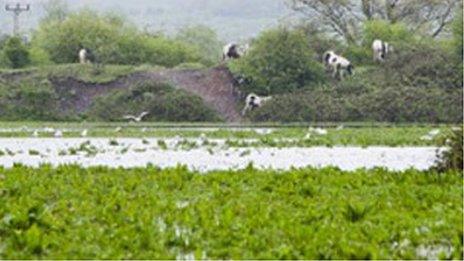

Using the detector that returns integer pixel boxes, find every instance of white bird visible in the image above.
[308,127,328,136]
[314,128,328,135]
[32,130,39,137]
[54,130,63,138]
[255,128,273,135]
[80,129,88,137]
[428,129,440,137]
[123,111,149,122]
[200,133,207,140]
[420,129,441,141]
[115,127,122,133]
[420,135,433,141]
[44,127,55,133]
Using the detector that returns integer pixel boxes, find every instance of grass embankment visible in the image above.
[0,166,461,259]
[0,64,160,84]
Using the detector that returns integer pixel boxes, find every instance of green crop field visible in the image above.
[0,165,461,259]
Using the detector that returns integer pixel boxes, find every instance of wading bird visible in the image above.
[123,112,150,122]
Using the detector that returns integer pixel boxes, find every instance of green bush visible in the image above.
[382,42,462,89]
[175,25,223,66]
[248,84,463,123]
[345,20,415,65]
[452,7,463,61]
[33,10,201,67]
[434,127,463,172]
[87,82,221,122]
[0,79,61,120]
[29,46,53,66]
[229,28,326,95]
[363,20,414,47]
[2,37,30,69]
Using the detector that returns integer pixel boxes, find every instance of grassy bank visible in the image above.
[0,166,461,259]
[0,122,458,147]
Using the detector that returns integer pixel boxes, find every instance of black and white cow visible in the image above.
[78,48,92,64]
[241,93,272,116]
[223,43,240,61]
[223,43,250,61]
[372,39,393,62]
[323,50,354,80]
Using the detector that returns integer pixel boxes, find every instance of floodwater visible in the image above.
[0,138,439,172]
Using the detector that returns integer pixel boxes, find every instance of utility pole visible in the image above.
[5,3,30,35]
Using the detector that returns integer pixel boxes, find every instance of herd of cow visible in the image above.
[224,39,393,115]
[78,39,393,116]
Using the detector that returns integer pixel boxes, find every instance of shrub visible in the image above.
[382,42,462,89]
[452,7,463,62]
[344,20,415,65]
[2,37,30,69]
[433,127,463,172]
[87,82,221,122]
[0,79,61,120]
[229,27,326,95]
[32,10,201,67]
[175,25,223,66]
[292,23,344,62]
[248,84,463,123]
[362,20,414,47]
[29,46,53,66]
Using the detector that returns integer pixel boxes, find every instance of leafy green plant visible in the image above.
[433,127,463,172]
[0,166,461,259]
[2,37,30,69]
[229,27,326,95]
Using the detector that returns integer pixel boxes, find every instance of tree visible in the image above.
[452,5,463,60]
[176,25,223,66]
[2,37,30,68]
[229,28,326,95]
[288,0,461,43]
[41,0,69,23]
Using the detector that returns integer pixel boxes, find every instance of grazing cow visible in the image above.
[79,48,90,64]
[241,93,272,116]
[372,39,393,62]
[322,50,354,80]
[223,43,241,61]
[223,43,250,61]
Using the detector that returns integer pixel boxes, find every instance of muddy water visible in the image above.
[0,138,438,172]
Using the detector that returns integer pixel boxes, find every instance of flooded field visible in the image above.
[0,138,439,171]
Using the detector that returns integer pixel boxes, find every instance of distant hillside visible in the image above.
[0,0,292,41]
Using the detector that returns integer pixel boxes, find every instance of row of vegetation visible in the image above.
[0,165,461,259]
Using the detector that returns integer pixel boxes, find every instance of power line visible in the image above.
[5,2,30,35]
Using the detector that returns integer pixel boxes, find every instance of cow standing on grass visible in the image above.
[372,39,393,62]
[222,43,250,61]
[241,93,272,116]
[78,47,95,64]
[322,50,354,80]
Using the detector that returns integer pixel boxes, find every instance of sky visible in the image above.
[0,0,293,41]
